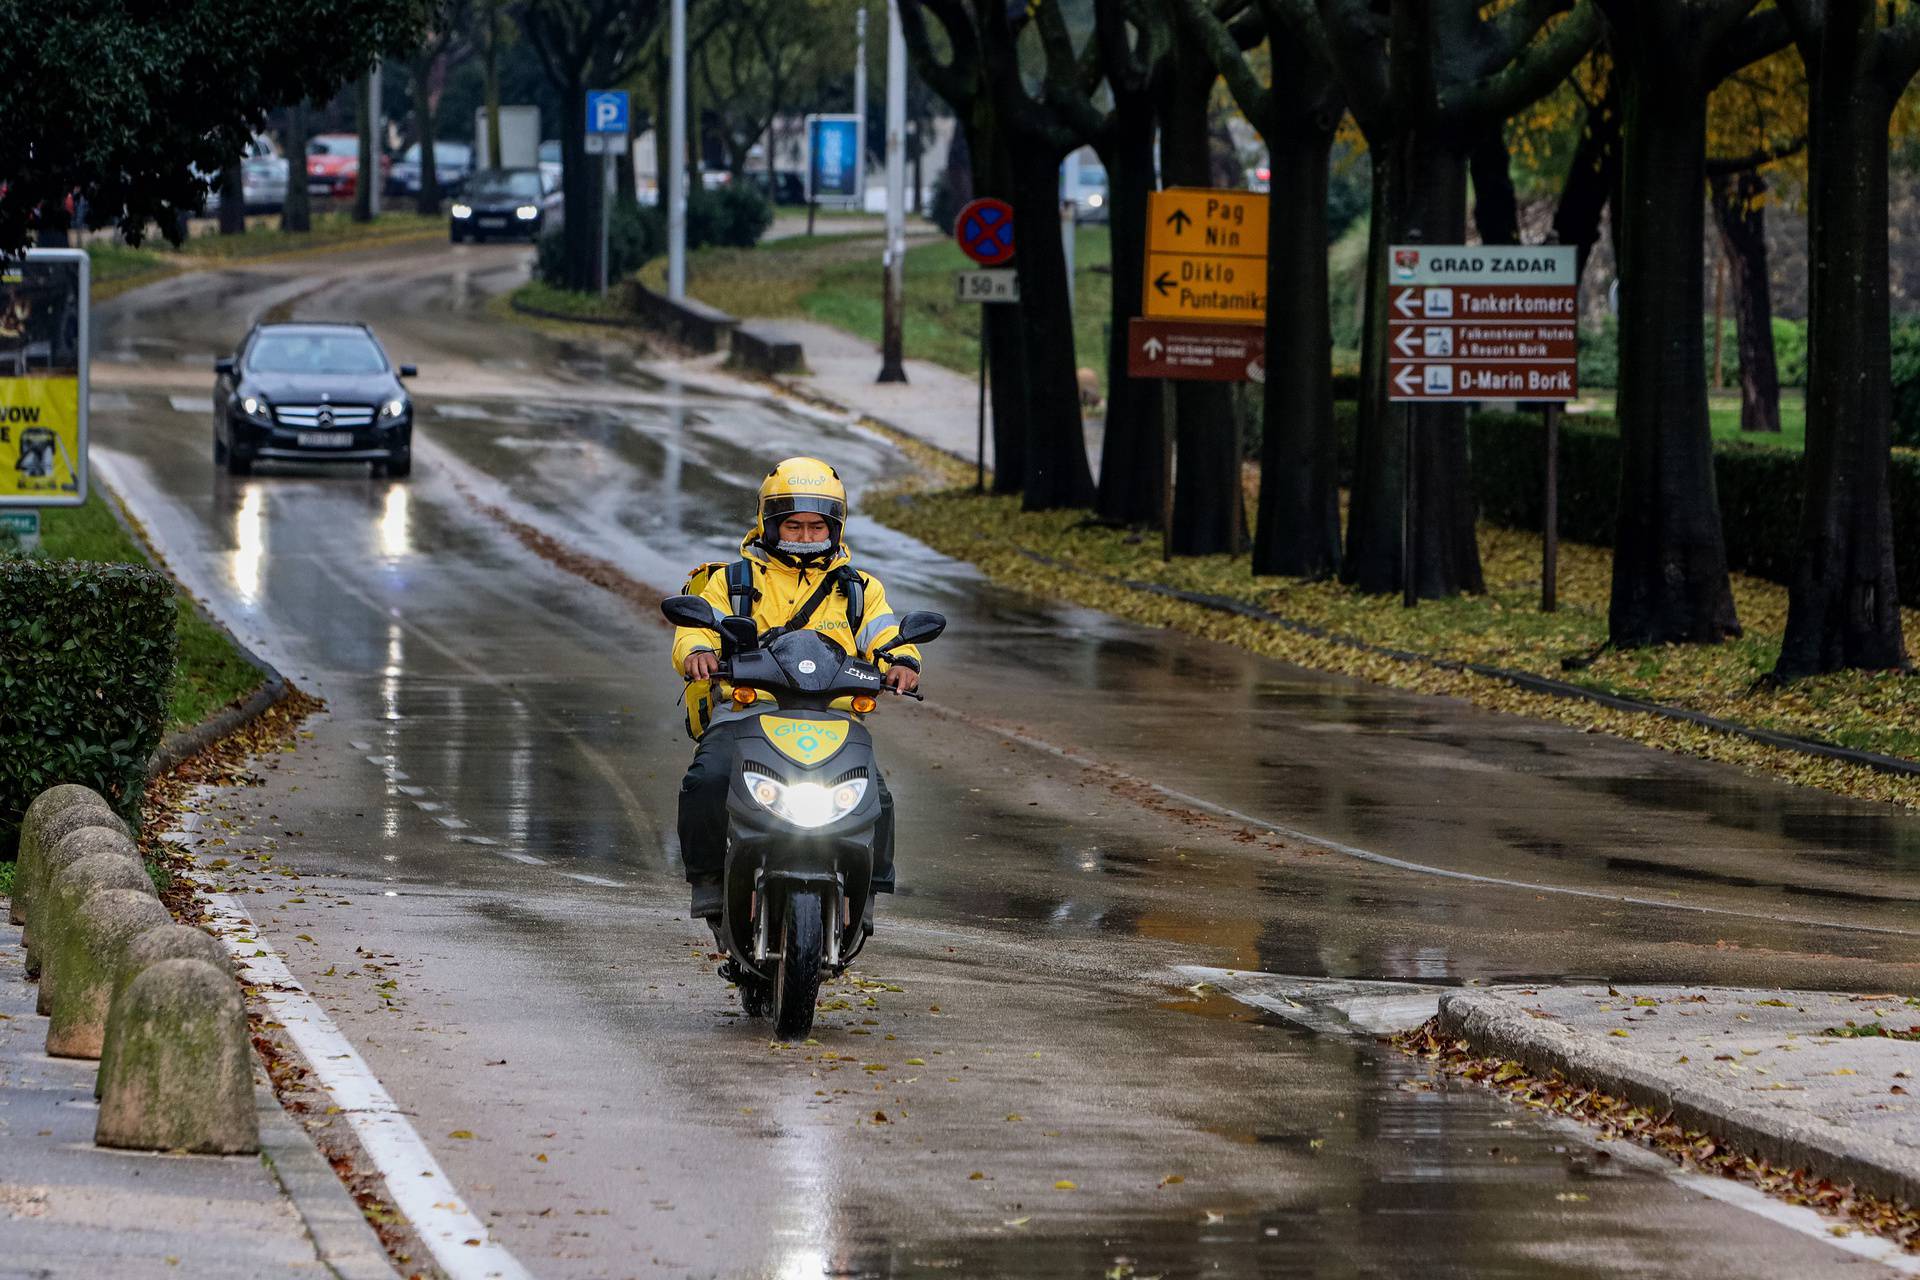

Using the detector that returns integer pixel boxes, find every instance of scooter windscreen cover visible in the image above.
[758,715,852,767]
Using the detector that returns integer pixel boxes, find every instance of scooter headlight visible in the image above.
[742,772,867,829]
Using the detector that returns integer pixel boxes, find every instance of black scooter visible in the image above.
[662,594,946,1039]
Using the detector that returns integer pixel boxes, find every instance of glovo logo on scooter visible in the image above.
[760,716,849,766]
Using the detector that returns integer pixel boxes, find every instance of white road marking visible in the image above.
[167,394,214,414]
[195,885,534,1280]
[497,851,550,866]
[432,403,492,420]
[561,872,624,888]
[433,816,471,830]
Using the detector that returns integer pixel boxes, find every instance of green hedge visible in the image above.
[1324,404,1920,605]
[0,560,176,856]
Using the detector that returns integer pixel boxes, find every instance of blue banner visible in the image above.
[807,116,861,201]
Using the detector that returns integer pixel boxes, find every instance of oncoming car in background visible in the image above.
[448,169,546,242]
[213,323,417,478]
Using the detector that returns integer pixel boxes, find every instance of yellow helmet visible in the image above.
[756,457,847,545]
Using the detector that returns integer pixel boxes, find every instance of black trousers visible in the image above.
[677,719,895,891]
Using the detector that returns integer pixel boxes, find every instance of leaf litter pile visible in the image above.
[1392,1021,1920,1254]
[866,451,1920,811]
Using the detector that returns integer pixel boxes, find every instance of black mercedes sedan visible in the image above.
[448,168,547,242]
[212,323,416,477]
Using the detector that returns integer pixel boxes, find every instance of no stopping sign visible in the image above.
[956,198,1015,267]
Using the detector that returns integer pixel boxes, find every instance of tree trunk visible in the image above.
[1468,124,1518,246]
[1395,128,1483,598]
[484,2,503,169]
[1709,170,1780,433]
[415,57,442,215]
[1551,81,1621,281]
[1160,46,1244,555]
[1343,150,1400,590]
[218,161,246,235]
[1007,141,1096,509]
[1253,135,1340,577]
[283,103,312,233]
[1608,58,1739,645]
[560,77,601,290]
[1776,49,1904,675]
[1095,90,1164,527]
[355,74,375,223]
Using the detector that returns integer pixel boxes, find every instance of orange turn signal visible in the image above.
[851,694,877,714]
[731,685,757,708]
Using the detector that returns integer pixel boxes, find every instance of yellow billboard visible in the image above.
[1,250,89,507]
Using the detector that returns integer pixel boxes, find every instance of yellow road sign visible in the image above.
[1146,188,1267,259]
[1144,252,1266,324]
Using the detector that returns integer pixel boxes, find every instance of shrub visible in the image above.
[1891,315,1920,449]
[535,203,667,288]
[1578,316,1810,391]
[688,186,773,249]
[0,560,176,856]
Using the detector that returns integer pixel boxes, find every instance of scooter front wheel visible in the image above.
[771,890,824,1040]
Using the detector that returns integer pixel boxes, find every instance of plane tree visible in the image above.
[1772,0,1920,675]
[1171,0,1345,578]
[0,0,428,251]
[1317,0,1599,597]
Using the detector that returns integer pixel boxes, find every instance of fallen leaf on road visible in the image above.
[1055,1180,1077,1191]
[1555,1193,1589,1203]
[1003,1217,1030,1228]
[1608,1030,1630,1038]
[448,1130,473,1140]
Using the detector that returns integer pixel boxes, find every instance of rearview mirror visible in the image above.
[879,611,947,651]
[719,616,759,652]
[661,594,723,630]
[398,364,417,378]
[213,356,235,377]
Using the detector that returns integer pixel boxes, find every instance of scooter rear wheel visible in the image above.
[771,890,824,1040]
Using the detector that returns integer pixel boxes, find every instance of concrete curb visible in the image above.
[255,1082,403,1280]
[1435,991,1920,1206]
[1013,547,1920,783]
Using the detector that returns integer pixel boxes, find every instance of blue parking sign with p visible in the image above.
[587,90,629,134]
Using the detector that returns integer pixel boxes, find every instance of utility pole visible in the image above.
[854,7,868,204]
[367,63,383,219]
[877,0,907,382]
[668,0,688,301]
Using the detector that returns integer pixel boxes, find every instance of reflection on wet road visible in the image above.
[88,244,1919,1277]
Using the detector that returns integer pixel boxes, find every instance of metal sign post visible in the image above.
[1385,243,1578,609]
[585,90,630,298]
[1,250,89,511]
[953,200,1017,491]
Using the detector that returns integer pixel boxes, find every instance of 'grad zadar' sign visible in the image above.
[1385,245,1577,404]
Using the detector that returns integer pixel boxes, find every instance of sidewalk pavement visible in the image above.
[0,922,396,1280]
[1438,984,1920,1205]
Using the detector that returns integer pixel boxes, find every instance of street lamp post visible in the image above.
[877,0,907,383]
[667,0,688,301]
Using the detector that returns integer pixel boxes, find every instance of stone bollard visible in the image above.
[35,848,153,1006]
[97,925,232,1100]
[14,783,109,923]
[45,889,168,1058]
[25,832,143,981]
[95,958,258,1155]
[14,797,129,927]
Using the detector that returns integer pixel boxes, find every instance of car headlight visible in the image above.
[1087,193,1104,208]
[240,395,272,421]
[515,205,539,221]
[743,772,866,829]
[380,397,408,419]
[450,203,473,219]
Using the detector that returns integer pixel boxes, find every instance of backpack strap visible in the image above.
[838,566,866,641]
[725,559,755,618]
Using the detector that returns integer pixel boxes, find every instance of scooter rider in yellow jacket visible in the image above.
[672,457,921,920]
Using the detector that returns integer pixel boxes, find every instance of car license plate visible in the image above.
[298,431,352,448]
[479,216,505,227]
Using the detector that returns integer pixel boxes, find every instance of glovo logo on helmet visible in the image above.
[759,457,848,536]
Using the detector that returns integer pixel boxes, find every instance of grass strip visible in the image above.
[85,212,447,301]
[861,441,1920,809]
[35,492,264,733]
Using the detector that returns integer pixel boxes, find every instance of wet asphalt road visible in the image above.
[88,242,1920,1278]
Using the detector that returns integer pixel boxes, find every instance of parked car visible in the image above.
[212,323,416,478]
[203,156,290,215]
[388,141,474,198]
[745,169,807,206]
[1068,162,1109,224]
[448,168,547,242]
[306,134,391,201]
